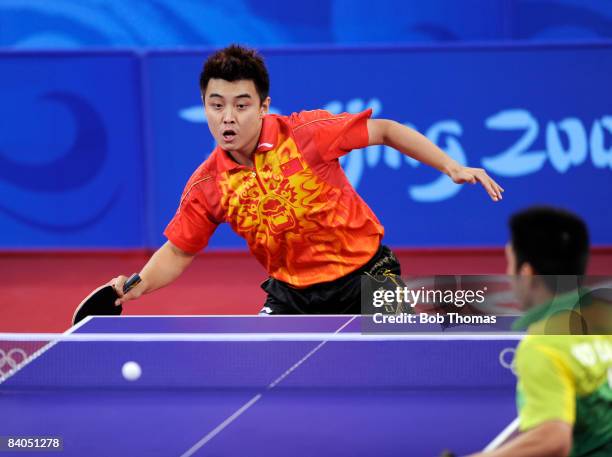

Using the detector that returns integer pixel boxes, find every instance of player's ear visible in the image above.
[200,93,209,122]
[260,96,271,116]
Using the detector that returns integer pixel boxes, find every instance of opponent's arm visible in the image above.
[468,421,572,457]
[367,118,503,201]
[112,241,196,304]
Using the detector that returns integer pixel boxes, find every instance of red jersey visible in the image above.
[164,109,384,287]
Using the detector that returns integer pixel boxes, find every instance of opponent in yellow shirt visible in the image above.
[469,207,612,457]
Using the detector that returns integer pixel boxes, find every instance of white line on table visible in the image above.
[484,417,520,451]
[178,316,356,457]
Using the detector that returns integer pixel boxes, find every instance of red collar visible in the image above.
[216,115,279,172]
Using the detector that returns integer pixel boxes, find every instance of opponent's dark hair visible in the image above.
[509,206,590,282]
[199,44,269,103]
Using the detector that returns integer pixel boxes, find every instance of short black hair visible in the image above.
[509,206,590,278]
[199,44,270,103]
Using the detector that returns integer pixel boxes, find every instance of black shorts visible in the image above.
[259,245,403,314]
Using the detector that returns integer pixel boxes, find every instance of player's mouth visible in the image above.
[222,129,237,143]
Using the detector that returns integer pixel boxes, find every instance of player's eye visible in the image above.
[237,104,247,110]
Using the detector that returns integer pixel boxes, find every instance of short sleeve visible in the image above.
[515,339,576,431]
[163,183,219,255]
[290,109,372,161]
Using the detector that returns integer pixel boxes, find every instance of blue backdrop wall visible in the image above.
[1,43,611,249]
[1,0,612,48]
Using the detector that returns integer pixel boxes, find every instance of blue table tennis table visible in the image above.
[0,316,520,456]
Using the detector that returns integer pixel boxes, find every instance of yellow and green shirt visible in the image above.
[513,293,612,456]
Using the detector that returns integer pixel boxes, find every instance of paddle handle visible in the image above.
[123,273,142,294]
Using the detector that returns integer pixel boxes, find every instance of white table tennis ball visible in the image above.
[122,361,142,381]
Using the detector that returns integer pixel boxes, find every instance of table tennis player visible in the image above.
[110,44,503,314]
[467,207,612,457]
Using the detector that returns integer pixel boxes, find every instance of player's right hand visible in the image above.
[109,274,146,306]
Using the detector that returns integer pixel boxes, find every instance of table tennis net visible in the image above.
[0,334,518,390]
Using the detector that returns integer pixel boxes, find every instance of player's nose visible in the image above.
[222,107,236,124]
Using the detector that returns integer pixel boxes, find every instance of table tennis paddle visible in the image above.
[72,274,142,325]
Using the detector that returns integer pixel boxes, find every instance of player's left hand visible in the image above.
[448,166,504,202]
